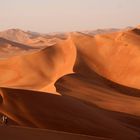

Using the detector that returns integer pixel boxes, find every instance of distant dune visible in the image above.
[0,29,67,48]
[0,37,36,58]
[0,26,140,140]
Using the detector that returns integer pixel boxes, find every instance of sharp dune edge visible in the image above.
[0,27,140,140]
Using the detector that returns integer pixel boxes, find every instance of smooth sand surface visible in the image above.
[0,26,140,140]
[0,126,105,140]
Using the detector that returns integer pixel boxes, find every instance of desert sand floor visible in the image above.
[0,126,105,140]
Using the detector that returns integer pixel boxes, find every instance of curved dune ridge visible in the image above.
[0,37,76,93]
[0,27,140,140]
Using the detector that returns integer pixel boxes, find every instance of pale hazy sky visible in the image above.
[1,0,140,33]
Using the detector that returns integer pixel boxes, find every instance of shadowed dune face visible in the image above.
[0,94,3,104]
[132,28,140,35]
[0,87,139,140]
[55,73,140,116]
[0,126,104,140]
[0,27,140,139]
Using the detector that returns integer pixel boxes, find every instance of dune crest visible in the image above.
[70,30,140,89]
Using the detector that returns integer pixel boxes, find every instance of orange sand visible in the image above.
[0,26,140,140]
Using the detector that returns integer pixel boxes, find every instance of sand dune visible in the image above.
[0,26,140,139]
[0,37,36,58]
[55,72,140,116]
[0,87,139,139]
[0,29,67,48]
[71,28,140,89]
[0,37,76,92]
[81,28,119,35]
